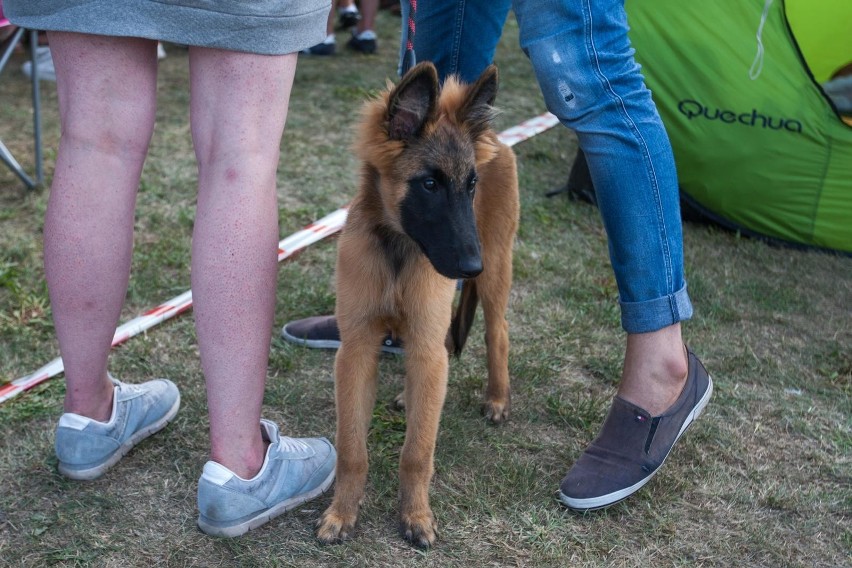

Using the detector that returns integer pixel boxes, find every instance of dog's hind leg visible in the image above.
[475,150,518,424]
[476,249,513,423]
[316,322,384,544]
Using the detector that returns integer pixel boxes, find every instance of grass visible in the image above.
[1,13,851,567]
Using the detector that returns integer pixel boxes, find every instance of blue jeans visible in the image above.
[398,0,511,83]
[399,0,692,334]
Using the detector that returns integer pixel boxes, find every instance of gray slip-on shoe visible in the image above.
[197,419,336,537]
[55,377,181,480]
[559,348,712,511]
[281,315,404,355]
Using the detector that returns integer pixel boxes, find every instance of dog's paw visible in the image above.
[399,510,438,548]
[316,508,358,544]
[482,398,510,424]
[392,390,406,410]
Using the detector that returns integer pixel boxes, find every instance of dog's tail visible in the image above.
[449,279,479,356]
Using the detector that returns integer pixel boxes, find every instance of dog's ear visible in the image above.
[459,64,499,139]
[387,62,440,141]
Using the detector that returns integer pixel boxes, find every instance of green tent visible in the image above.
[626,0,852,253]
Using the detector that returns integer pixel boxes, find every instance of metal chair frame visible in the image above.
[0,24,43,189]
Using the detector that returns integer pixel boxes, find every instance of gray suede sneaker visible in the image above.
[559,348,712,511]
[197,419,336,537]
[55,377,181,480]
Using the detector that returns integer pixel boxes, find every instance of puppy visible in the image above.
[317,62,519,548]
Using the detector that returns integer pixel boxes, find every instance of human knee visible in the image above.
[190,112,282,173]
[61,106,155,160]
[526,37,650,128]
[192,137,280,182]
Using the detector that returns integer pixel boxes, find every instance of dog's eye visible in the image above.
[422,178,437,191]
[468,177,478,192]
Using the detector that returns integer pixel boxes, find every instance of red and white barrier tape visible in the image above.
[0,207,349,405]
[497,112,559,146]
[0,112,558,405]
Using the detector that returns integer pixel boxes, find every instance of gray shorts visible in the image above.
[3,0,329,55]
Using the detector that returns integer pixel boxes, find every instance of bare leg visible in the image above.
[355,0,378,34]
[188,48,297,479]
[618,324,688,415]
[326,0,337,36]
[44,33,159,422]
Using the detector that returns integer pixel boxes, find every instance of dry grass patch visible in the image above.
[1,13,850,568]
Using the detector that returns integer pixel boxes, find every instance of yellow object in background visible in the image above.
[785,0,852,81]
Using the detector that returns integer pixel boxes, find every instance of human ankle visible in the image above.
[618,363,687,416]
[64,377,114,422]
[211,439,269,480]
[617,328,688,415]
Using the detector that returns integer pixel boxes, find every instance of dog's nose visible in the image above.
[457,258,483,279]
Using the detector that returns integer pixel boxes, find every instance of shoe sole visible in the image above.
[58,393,181,481]
[281,327,404,355]
[300,48,336,56]
[197,466,336,538]
[348,45,376,55]
[559,375,713,512]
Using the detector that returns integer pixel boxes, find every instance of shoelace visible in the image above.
[277,437,310,453]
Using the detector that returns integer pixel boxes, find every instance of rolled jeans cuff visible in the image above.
[619,284,693,334]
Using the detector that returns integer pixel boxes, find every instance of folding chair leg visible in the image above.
[29,29,43,185]
[0,27,44,189]
[0,139,37,189]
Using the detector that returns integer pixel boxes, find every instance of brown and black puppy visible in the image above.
[316,62,519,548]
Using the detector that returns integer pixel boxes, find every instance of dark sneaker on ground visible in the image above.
[337,6,361,29]
[281,315,403,355]
[301,35,336,56]
[347,30,377,54]
[559,348,713,511]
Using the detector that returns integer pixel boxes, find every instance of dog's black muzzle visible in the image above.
[400,182,482,280]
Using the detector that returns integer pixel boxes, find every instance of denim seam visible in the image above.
[581,0,676,302]
[620,284,692,333]
[669,293,679,323]
[450,0,466,77]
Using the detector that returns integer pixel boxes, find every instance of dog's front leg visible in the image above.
[316,331,382,544]
[398,340,448,548]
